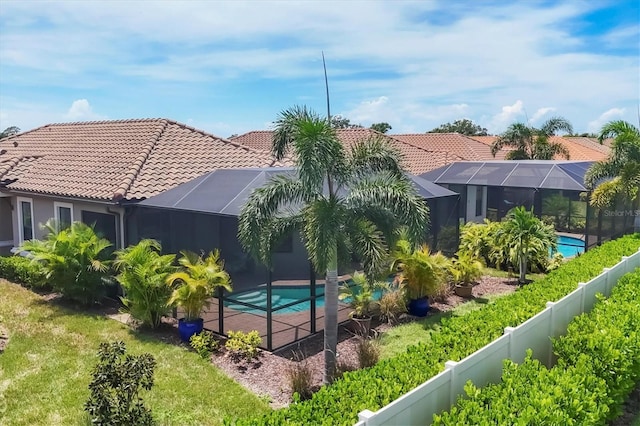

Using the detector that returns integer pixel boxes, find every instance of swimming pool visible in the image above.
[224,284,385,315]
[555,235,585,258]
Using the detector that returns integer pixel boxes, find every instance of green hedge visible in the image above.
[433,266,640,424]
[227,234,640,425]
[0,255,47,288]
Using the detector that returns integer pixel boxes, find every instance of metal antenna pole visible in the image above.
[322,51,331,125]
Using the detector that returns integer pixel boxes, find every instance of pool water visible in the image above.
[225,284,385,315]
[555,235,585,258]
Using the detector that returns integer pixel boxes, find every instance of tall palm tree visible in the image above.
[496,207,556,283]
[585,121,640,209]
[238,106,429,383]
[491,117,573,160]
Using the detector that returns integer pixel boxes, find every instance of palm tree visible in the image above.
[491,117,573,160]
[238,106,429,383]
[19,219,112,304]
[166,250,232,322]
[585,121,640,209]
[496,207,556,283]
[113,239,177,328]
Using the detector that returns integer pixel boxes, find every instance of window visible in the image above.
[475,186,483,217]
[17,197,34,243]
[81,211,118,249]
[54,202,73,230]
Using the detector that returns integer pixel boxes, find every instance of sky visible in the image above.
[0,0,638,138]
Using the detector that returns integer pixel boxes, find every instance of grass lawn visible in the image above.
[481,266,546,281]
[379,293,508,359]
[0,280,270,426]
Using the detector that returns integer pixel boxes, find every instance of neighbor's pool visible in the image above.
[224,283,385,315]
[555,235,585,258]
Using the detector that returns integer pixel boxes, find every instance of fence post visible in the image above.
[602,267,612,296]
[622,256,630,274]
[577,282,587,312]
[545,302,556,368]
[358,409,375,425]
[445,361,458,407]
[504,327,515,360]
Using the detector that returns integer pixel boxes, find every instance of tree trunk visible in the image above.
[519,255,527,284]
[323,245,338,384]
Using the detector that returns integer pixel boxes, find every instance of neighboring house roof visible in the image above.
[0,119,281,202]
[231,128,461,174]
[138,167,458,217]
[468,135,609,161]
[391,133,510,161]
[421,160,594,191]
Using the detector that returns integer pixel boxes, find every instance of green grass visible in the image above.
[481,266,546,281]
[380,293,508,359]
[0,280,270,425]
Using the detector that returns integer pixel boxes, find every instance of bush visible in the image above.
[287,352,315,402]
[377,288,406,324]
[226,234,640,425]
[189,331,219,359]
[225,330,262,361]
[356,337,380,369]
[0,255,47,288]
[433,265,640,424]
[113,239,176,329]
[19,220,111,305]
[85,341,156,426]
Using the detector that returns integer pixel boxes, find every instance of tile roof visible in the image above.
[232,128,460,174]
[391,133,510,161]
[0,119,281,201]
[468,135,609,161]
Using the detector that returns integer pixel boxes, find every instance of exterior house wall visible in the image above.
[6,193,124,250]
[0,196,13,255]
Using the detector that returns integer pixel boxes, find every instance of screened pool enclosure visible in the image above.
[421,160,638,254]
[126,168,459,350]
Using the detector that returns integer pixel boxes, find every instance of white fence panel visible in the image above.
[357,251,640,426]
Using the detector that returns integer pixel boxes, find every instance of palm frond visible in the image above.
[539,116,573,136]
[348,135,405,179]
[301,198,345,272]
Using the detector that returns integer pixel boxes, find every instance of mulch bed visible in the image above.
[210,275,519,408]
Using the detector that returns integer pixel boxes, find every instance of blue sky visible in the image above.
[0,0,638,138]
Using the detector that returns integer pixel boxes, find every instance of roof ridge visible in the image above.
[112,119,169,200]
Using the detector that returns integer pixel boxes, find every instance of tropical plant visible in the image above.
[286,351,315,401]
[113,239,176,328]
[166,250,232,321]
[225,330,262,361]
[490,117,573,160]
[586,120,640,208]
[450,254,484,286]
[189,331,220,359]
[238,105,429,383]
[339,271,385,319]
[370,122,392,134]
[85,341,156,426]
[542,194,578,230]
[495,207,556,283]
[19,219,112,305]
[356,335,381,369]
[377,287,407,324]
[391,238,451,300]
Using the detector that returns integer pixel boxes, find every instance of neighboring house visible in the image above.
[231,128,462,174]
[0,119,281,254]
[468,135,610,161]
[391,132,511,161]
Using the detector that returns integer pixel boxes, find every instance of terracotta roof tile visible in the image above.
[469,135,609,161]
[0,119,281,201]
[392,133,510,161]
[232,128,457,174]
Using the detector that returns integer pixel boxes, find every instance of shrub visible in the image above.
[113,239,176,329]
[286,352,315,401]
[377,288,407,324]
[225,330,262,361]
[226,234,640,426]
[356,336,380,369]
[449,254,483,285]
[0,255,47,288]
[189,331,219,359]
[85,341,156,426]
[19,220,111,305]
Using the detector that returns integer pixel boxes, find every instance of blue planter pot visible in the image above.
[178,318,204,342]
[408,297,430,317]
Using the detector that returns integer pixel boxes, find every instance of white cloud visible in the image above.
[587,108,626,133]
[488,100,525,133]
[64,99,106,122]
[529,107,556,124]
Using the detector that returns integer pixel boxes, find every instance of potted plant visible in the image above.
[167,250,232,342]
[391,239,450,317]
[450,254,484,297]
[339,271,382,336]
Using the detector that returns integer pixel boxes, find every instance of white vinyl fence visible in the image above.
[356,249,640,426]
